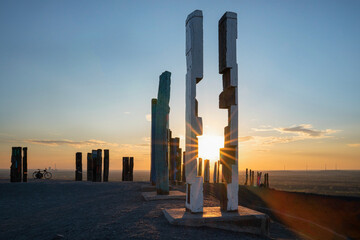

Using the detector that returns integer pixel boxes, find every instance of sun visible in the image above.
[198,135,224,164]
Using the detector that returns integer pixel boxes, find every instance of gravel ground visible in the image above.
[0,180,301,240]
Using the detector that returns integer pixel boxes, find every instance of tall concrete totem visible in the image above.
[185,10,204,213]
[155,71,171,195]
[184,10,238,213]
[218,12,239,211]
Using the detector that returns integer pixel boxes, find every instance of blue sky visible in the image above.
[0,0,359,170]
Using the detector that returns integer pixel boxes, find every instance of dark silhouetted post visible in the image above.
[154,71,171,194]
[103,149,109,182]
[176,145,182,182]
[75,152,82,181]
[129,157,134,181]
[244,168,248,185]
[170,137,181,183]
[150,98,157,185]
[87,153,93,181]
[23,147,27,182]
[198,158,202,176]
[11,147,22,182]
[122,157,129,181]
[204,159,210,183]
[213,162,218,183]
[92,150,97,182]
[182,151,186,182]
[95,149,102,182]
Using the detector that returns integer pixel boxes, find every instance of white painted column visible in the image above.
[185,10,204,213]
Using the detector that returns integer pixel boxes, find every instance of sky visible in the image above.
[0,0,359,170]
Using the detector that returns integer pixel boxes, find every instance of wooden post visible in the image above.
[11,147,22,182]
[176,146,182,182]
[87,153,93,181]
[95,149,102,182]
[103,149,109,182]
[23,147,27,182]
[182,151,186,182]
[122,157,129,181]
[198,158,202,176]
[213,162,218,183]
[244,168,248,185]
[129,157,134,181]
[150,98,157,185]
[75,152,82,181]
[249,169,252,186]
[91,150,97,182]
[204,159,210,183]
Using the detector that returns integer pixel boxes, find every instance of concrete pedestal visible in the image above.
[141,184,172,192]
[142,191,186,201]
[163,206,269,236]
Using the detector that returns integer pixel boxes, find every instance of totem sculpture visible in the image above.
[23,147,27,182]
[170,137,182,183]
[218,12,239,211]
[244,168,248,185]
[87,153,93,181]
[103,149,109,182]
[150,98,157,185]
[185,10,204,213]
[154,71,171,195]
[204,159,210,183]
[213,162,218,183]
[75,152,82,181]
[10,147,22,182]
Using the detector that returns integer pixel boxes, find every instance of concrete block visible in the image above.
[163,206,269,236]
[142,190,186,201]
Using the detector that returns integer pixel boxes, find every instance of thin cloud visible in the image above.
[243,124,339,147]
[278,124,335,137]
[24,139,118,147]
[124,112,130,115]
[348,143,360,147]
[239,136,254,142]
[254,124,337,137]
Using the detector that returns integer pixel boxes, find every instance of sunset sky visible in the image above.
[0,0,359,170]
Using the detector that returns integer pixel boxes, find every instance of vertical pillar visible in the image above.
[87,153,93,181]
[204,159,210,183]
[213,162,217,183]
[176,145,182,182]
[23,147,27,182]
[103,149,109,182]
[11,147,22,182]
[170,137,181,183]
[197,158,203,176]
[91,150,97,182]
[95,149,102,182]
[182,151,186,182]
[150,98,157,185]
[129,157,134,181]
[169,136,175,183]
[122,157,128,181]
[155,71,171,195]
[219,12,239,211]
[244,168,248,185]
[185,10,204,213]
[75,152,82,181]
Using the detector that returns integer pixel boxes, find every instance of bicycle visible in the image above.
[33,169,52,179]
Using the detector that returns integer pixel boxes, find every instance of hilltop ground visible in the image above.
[0,180,303,240]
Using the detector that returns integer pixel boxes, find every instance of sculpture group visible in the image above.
[150,10,239,213]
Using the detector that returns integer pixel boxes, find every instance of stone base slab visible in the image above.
[141,184,173,192]
[142,190,186,201]
[163,206,269,236]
